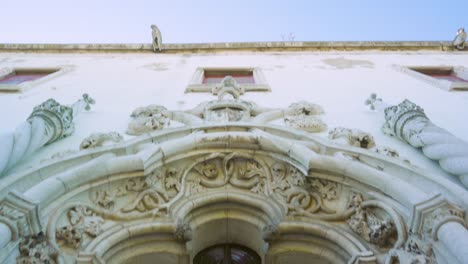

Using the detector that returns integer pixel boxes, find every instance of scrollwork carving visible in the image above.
[93,167,180,215]
[270,162,336,216]
[189,154,267,194]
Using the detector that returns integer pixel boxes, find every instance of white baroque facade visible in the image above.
[0,41,467,264]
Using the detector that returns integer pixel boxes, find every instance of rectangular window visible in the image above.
[0,70,57,85]
[0,68,64,92]
[186,67,270,94]
[202,70,255,85]
[401,66,468,91]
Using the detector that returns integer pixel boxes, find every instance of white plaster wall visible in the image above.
[0,51,467,184]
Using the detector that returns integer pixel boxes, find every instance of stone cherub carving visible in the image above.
[151,24,162,52]
[453,28,466,50]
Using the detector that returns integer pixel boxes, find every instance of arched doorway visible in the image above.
[194,244,261,264]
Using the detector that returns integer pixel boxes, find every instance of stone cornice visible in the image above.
[0,41,465,53]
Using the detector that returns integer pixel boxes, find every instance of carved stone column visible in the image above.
[408,195,467,264]
[0,94,94,176]
[366,94,468,187]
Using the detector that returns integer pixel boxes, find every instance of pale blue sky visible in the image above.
[1,0,467,43]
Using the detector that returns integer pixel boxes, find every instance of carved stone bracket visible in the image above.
[0,191,41,241]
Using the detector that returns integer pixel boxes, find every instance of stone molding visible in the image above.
[409,194,465,240]
[0,191,41,241]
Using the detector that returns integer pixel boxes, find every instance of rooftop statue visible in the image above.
[453,28,466,50]
[151,24,162,52]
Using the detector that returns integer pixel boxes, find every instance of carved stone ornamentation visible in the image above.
[17,232,58,264]
[202,100,254,122]
[127,104,170,135]
[262,224,280,242]
[0,94,95,176]
[328,127,376,149]
[189,154,267,194]
[369,95,468,187]
[56,206,104,249]
[386,234,435,264]
[373,146,410,164]
[151,24,162,52]
[174,221,192,242]
[0,192,41,240]
[79,132,124,150]
[364,93,384,111]
[284,101,327,132]
[92,167,180,215]
[211,76,245,100]
[270,162,336,216]
[347,193,396,248]
[453,28,466,50]
[382,99,428,139]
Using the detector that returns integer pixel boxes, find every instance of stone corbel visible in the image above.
[0,191,41,242]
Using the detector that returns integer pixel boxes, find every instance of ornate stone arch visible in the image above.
[0,123,466,264]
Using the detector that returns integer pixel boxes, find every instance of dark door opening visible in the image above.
[194,244,261,264]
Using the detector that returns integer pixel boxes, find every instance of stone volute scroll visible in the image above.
[365,93,468,188]
[0,94,95,176]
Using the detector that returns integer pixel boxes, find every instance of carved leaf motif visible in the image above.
[17,232,57,264]
[56,206,104,249]
[347,193,396,248]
